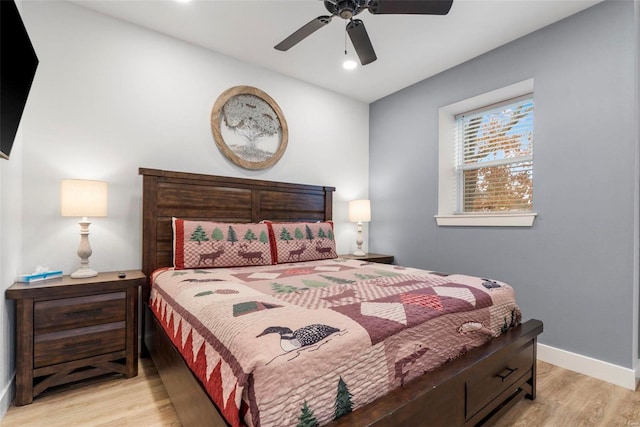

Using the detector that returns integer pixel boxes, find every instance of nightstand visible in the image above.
[6,270,145,405]
[340,253,394,264]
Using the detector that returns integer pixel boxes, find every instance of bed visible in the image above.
[139,167,543,427]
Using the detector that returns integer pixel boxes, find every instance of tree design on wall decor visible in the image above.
[211,86,288,170]
[223,96,279,142]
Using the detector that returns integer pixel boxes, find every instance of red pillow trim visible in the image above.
[174,218,185,269]
[265,222,279,264]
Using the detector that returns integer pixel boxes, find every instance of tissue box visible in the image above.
[18,270,63,283]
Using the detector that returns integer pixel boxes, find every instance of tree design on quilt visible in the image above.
[319,275,355,285]
[271,283,298,293]
[297,401,319,427]
[501,309,520,333]
[334,376,353,419]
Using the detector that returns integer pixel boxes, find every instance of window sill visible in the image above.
[435,213,537,227]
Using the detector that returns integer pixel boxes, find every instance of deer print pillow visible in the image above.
[264,221,337,264]
[173,218,275,269]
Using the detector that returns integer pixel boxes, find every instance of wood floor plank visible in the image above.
[1,358,181,427]
[494,361,640,427]
[2,359,639,426]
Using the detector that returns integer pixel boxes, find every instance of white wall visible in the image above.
[0,0,369,414]
[20,0,370,277]
[0,133,22,418]
[0,4,26,419]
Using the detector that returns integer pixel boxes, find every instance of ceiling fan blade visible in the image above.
[274,16,332,51]
[346,19,377,65]
[368,0,453,15]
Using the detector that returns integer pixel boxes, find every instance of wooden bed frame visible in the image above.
[139,167,543,427]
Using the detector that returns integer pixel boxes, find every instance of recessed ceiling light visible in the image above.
[175,0,192,3]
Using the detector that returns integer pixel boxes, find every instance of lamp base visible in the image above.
[70,266,98,279]
[353,221,366,257]
[71,218,98,279]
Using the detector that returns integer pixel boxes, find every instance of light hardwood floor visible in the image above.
[1,358,180,427]
[494,361,640,427]
[2,358,639,426]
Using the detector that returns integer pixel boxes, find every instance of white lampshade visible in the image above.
[61,179,108,218]
[61,179,108,279]
[349,199,371,223]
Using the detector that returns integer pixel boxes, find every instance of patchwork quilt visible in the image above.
[149,258,521,427]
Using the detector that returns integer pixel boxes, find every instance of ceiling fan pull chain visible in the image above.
[344,22,348,55]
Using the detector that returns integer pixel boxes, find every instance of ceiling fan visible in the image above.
[274,0,454,66]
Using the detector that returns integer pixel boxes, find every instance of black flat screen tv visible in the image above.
[1,0,39,160]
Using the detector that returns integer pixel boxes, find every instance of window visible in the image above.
[436,79,537,227]
[456,95,534,214]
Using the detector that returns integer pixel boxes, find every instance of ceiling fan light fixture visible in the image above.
[275,0,454,64]
[343,58,358,70]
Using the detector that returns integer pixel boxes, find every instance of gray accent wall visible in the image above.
[369,0,638,368]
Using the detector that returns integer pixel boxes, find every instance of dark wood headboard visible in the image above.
[139,168,335,283]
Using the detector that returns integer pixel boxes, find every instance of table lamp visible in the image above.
[61,179,108,278]
[348,199,370,256]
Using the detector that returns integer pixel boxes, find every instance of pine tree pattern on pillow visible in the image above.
[266,221,337,263]
[173,219,275,269]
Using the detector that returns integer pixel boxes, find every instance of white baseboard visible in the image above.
[538,343,638,390]
[0,375,15,420]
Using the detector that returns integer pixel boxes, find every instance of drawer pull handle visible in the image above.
[496,367,518,382]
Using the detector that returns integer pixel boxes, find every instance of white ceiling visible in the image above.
[70,0,602,103]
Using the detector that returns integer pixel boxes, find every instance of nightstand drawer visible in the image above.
[465,340,534,418]
[33,322,126,368]
[34,292,126,335]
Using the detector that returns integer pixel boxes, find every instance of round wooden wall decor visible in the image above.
[211,86,288,170]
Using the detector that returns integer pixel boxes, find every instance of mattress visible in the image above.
[149,258,521,427]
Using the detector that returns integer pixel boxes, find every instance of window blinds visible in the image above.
[455,95,534,213]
